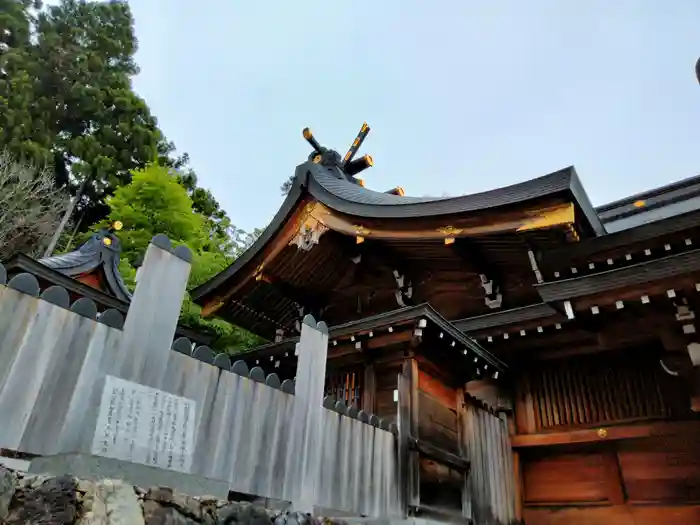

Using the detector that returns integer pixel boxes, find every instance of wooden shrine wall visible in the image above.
[514,347,689,434]
[521,434,700,524]
[375,364,401,424]
[513,347,700,525]
[417,369,459,453]
[415,368,462,514]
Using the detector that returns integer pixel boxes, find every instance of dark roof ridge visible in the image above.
[38,229,132,302]
[234,303,507,372]
[596,173,700,216]
[192,162,606,305]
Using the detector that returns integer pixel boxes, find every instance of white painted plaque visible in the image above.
[91,375,197,473]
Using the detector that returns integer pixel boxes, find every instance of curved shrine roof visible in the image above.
[192,159,605,335]
[38,230,132,302]
[306,161,602,225]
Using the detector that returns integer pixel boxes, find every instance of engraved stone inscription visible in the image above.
[91,375,196,473]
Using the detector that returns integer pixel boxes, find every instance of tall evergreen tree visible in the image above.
[0,0,244,250]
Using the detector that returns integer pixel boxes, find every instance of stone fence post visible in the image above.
[290,314,329,512]
[114,234,192,386]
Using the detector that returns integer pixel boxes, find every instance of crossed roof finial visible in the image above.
[302,123,374,181]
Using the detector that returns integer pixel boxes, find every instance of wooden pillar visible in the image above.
[514,372,537,434]
[362,363,376,413]
[602,445,626,504]
[397,358,420,516]
[506,414,524,522]
[456,390,472,521]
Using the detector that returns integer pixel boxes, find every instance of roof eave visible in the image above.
[235,303,508,372]
[454,302,560,333]
[596,173,700,217]
[535,248,700,303]
[191,167,310,305]
[307,164,604,239]
[567,166,606,237]
[542,207,700,263]
[3,254,131,312]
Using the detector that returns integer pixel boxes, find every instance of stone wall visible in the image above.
[0,466,337,525]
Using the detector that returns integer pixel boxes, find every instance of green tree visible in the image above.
[0,0,242,258]
[0,0,168,229]
[100,164,263,353]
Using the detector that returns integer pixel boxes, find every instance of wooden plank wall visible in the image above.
[521,435,700,525]
[461,401,517,525]
[415,368,463,515]
[515,348,700,525]
[0,243,400,518]
[417,369,459,454]
[515,349,689,434]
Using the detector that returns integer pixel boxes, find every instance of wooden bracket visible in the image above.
[453,238,503,309]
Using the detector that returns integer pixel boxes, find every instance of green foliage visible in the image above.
[0,0,167,228]
[0,0,263,352]
[0,0,235,237]
[100,164,264,354]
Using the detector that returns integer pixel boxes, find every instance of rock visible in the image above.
[319,519,346,525]
[145,486,203,521]
[0,465,17,520]
[218,502,274,525]
[78,482,108,525]
[78,479,145,525]
[143,500,200,525]
[77,478,96,494]
[5,474,78,524]
[197,495,219,506]
[19,473,51,489]
[272,511,319,525]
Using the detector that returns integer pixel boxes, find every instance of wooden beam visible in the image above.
[511,420,700,448]
[486,328,597,356]
[453,237,503,308]
[407,358,420,510]
[362,364,376,413]
[452,237,499,278]
[397,368,413,516]
[258,276,327,315]
[409,504,471,525]
[455,392,472,520]
[602,446,626,505]
[512,450,524,522]
[409,437,470,471]
[331,329,414,355]
[201,195,313,317]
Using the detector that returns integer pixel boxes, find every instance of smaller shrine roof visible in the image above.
[38,230,132,302]
[232,303,507,382]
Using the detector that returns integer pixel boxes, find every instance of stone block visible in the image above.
[28,454,229,499]
[0,465,16,520]
[78,478,145,525]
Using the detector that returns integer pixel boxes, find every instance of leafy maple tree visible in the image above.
[99,164,262,353]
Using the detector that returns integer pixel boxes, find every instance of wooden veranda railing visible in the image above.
[325,368,363,409]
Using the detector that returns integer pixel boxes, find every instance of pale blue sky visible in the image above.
[127,0,700,232]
